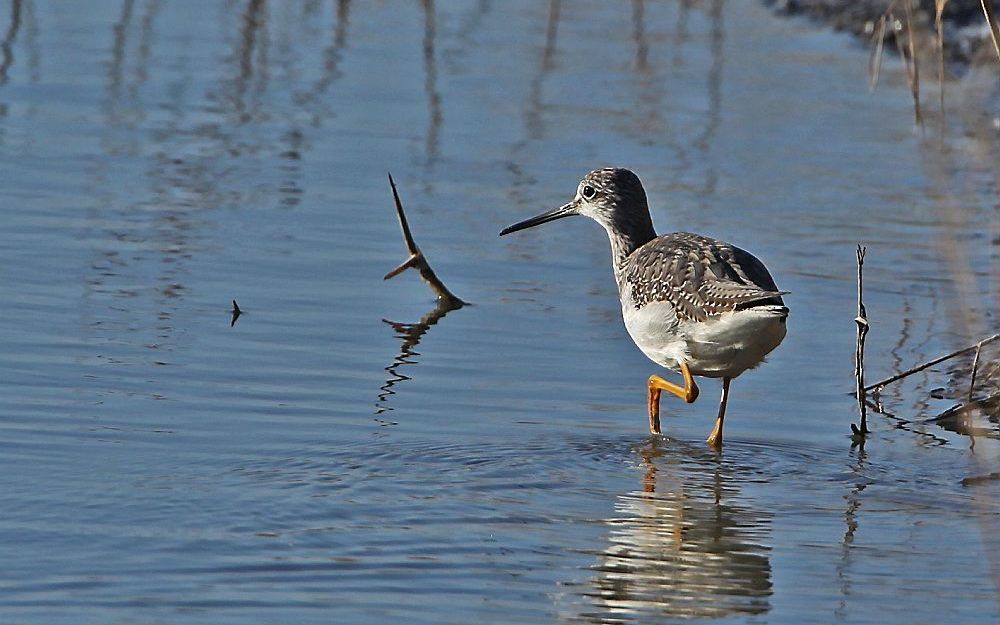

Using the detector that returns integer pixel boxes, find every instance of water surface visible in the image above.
[1,1,1000,623]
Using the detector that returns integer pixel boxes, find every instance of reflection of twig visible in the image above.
[864,333,1000,393]
[853,245,870,438]
[835,447,866,620]
[865,398,949,445]
[376,299,460,414]
[384,173,465,306]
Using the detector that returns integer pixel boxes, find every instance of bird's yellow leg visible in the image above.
[706,377,732,449]
[647,362,699,434]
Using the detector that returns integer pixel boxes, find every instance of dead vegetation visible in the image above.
[864,0,1000,124]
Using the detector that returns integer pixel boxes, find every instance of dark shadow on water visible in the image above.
[576,437,772,622]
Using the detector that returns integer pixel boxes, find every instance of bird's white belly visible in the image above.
[622,301,787,379]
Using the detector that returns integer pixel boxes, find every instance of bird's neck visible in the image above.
[603,212,656,275]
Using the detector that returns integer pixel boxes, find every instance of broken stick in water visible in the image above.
[864,332,1000,393]
[969,339,985,403]
[852,245,870,438]
[383,173,466,307]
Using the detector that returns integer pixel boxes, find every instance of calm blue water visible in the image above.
[1,1,1000,623]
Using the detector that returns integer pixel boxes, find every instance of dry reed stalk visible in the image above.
[969,339,984,403]
[867,1,920,124]
[983,0,1000,62]
[935,0,948,118]
[868,14,888,91]
[384,173,466,307]
[853,245,870,437]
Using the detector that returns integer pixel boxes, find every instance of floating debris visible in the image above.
[230,299,242,327]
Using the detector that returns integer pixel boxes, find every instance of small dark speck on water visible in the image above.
[230,299,243,327]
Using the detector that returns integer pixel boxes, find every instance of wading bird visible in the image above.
[500,168,788,448]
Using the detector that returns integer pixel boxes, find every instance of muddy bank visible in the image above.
[766,0,998,68]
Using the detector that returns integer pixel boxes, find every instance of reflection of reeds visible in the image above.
[919,65,1000,599]
[0,0,22,85]
[421,0,441,164]
[901,0,922,124]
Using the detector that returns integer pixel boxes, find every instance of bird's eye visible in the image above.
[582,185,596,199]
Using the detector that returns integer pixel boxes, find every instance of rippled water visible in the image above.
[2,1,1000,623]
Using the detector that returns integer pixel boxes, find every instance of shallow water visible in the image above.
[1,1,1000,623]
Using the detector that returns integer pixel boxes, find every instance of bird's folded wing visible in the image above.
[624,232,786,322]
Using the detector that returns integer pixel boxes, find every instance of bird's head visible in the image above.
[499,167,650,237]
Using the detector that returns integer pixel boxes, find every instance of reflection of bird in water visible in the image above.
[376,298,461,416]
[582,440,772,621]
[501,168,788,447]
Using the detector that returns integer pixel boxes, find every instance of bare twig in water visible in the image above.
[927,391,1000,442]
[378,173,466,415]
[853,245,870,438]
[962,472,1000,487]
[982,0,1000,62]
[384,172,466,307]
[865,332,1000,393]
[969,339,984,403]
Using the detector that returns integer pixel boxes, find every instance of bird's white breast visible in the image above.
[621,298,787,379]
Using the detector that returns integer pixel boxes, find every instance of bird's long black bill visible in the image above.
[499,202,578,236]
